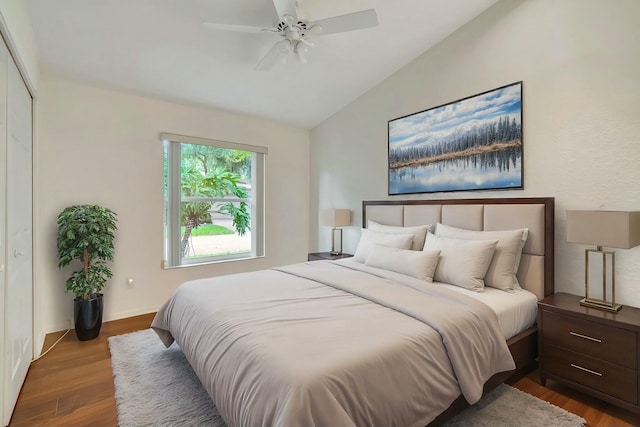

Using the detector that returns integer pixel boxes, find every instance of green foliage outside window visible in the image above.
[180,146,251,258]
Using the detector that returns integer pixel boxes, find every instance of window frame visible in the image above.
[162,133,266,268]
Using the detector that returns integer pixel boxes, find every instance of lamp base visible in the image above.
[330,228,343,256]
[580,297,622,313]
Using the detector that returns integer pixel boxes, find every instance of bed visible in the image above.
[152,196,554,427]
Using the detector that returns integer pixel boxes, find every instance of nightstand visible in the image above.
[538,292,640,414]
[307,252,353,261]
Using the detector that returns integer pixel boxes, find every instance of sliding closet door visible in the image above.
[0,31,6,427]
[2,37,33,426]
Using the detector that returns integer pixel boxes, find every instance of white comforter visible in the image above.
[152,260,515,427]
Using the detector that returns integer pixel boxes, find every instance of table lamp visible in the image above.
[566,210,640,312]
[321,208,351,255]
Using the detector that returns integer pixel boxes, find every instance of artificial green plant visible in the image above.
[56,205,117,300]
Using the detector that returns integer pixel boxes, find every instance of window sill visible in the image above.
[162,254,265,269]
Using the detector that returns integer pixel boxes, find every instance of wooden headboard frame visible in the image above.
[362,197,555,299]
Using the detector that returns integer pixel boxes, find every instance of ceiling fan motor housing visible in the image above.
[277,16,309,41]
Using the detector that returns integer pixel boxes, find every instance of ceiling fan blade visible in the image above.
[202,22,270,34]
[272,0,298,20]
[255,39,291,71]
[310,9,378,36]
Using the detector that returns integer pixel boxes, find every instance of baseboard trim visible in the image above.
[103,306,159,323]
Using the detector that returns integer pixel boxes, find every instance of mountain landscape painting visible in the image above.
[388,82,523,195]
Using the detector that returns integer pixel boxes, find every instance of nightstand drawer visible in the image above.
[542,310,637,369]
[543,344,638,404]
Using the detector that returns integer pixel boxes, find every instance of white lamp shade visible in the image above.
[566,210,640,249]
[321,208,351,227]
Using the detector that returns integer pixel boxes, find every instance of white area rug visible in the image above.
[109,329,585,427]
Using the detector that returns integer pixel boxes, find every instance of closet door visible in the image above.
[2,39,33,426]
[0,31,6,427]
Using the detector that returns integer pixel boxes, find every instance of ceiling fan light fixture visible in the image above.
[277,40,293,54]
[294,41,309,64]
[285,26,301,40]
[277,40,293,64]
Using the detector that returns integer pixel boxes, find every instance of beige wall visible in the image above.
[36,77,310,333]
[310,0,640,305]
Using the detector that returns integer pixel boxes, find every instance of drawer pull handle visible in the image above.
[569,331,602,343]
[570,363,603,377]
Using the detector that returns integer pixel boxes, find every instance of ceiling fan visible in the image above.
[203,0,379,70]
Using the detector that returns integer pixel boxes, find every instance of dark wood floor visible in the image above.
[9,314,640,426]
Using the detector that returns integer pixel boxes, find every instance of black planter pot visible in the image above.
[73,293,104,341]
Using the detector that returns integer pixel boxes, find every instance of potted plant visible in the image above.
[56,205,117,341]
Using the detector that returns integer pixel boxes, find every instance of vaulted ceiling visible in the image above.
[27,0,498,129]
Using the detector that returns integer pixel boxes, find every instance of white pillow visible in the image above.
[423,232,498,292]
[435,223,528,292]
[365,245,441,282]
[367,220,431,251]
[353,229,415,263]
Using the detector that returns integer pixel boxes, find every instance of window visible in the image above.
[162,133,266,267]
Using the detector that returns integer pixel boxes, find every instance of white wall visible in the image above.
[310,0,640,306]
[36,77,310,333]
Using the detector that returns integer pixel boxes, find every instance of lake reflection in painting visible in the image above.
[389,147,521,195]
[388,82,523,195]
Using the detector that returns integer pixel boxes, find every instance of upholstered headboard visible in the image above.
[362,197,554,300]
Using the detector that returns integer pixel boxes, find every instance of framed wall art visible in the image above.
[388,81,523,195]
